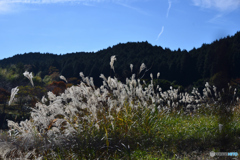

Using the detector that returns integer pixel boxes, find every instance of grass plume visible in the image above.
[0,55,239,159]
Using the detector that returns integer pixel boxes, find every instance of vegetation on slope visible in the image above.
[0,56,239,159]
[0,31,240,89]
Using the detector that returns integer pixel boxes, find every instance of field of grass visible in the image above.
[0,56,239,159]
[1,107,240,159]
[39,104,240,160]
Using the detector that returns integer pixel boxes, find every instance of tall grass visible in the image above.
[0,55,239,159]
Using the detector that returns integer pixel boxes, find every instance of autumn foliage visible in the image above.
[47,81,67,96]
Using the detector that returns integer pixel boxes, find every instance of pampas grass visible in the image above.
[0,55,239,159]
[8,86,19,106]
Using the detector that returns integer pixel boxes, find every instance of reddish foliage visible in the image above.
[47,81,67,96]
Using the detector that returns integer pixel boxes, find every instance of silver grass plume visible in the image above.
[79,72,85,82]
[130,64,133,72]
[8,86,19,106]
[157,72,160,79]
[150,73,153,80]
[41,95,48,103]
[99,74,107,82]
[23,71,34,87]
[90,77,95,89]
[60,75,68,83]
[139,63,146,74]
[110,55,117,72]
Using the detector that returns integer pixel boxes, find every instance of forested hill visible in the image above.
[0,31,240,90]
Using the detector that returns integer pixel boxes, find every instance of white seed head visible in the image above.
[150,73,153,80]
[131,74,135,80]
[130,64,133,72]
[139,63,146,74]
[99,74,107,82]
[41,95,48,103]
[143,80,146,85]
[167,100,171,107]
[110,55,117,72]
[159,87,162,92]
[157,72,160,79]
[205,82,210,88]
[23,71,34,87]
[79,72,84,78]
[9,86,19,106]
[60,75,68,83]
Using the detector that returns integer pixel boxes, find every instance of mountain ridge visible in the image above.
[0,31,239,90]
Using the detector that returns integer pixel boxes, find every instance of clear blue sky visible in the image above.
[0,0,239,60]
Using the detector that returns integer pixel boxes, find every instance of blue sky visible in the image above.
[0,0,239,60]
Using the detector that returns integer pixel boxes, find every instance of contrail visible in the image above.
[166,0,171,18]
[156,26,164,40]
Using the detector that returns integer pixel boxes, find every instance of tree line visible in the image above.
[0,31,239,102]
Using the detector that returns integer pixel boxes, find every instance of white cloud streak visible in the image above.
[0,0,93,14]
[207,13,223,23]
[0,1,15,13]
[0,0,138,4]
[0,0,144,14]
[156,26,164,40]
[0,0,98,4]
[166,0,171,18]
[192,0,240,11]
[116,2,151,16]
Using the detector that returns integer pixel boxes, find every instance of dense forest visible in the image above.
[0,31,240,90]
[0,31,239,129]
[0,31,239,96]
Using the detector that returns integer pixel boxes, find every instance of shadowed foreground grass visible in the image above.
[39,103,240,160]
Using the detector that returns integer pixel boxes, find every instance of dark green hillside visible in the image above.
[0,31,239,90]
